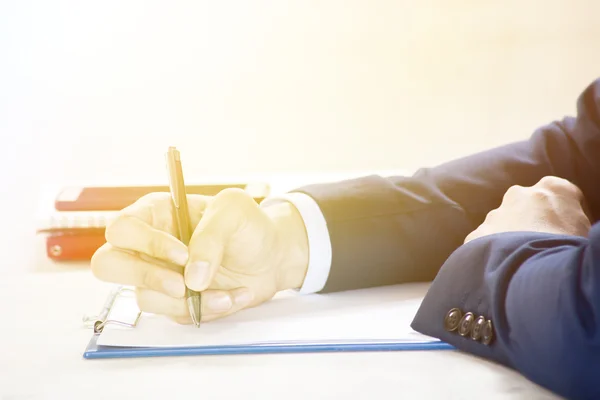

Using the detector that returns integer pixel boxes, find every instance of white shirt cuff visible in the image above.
[260,192,332,294]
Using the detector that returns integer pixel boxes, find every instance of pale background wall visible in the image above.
[1,0,599,275]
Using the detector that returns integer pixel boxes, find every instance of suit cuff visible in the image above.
[260,192,332,294]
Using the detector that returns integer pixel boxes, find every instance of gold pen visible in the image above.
[166,146,202,327]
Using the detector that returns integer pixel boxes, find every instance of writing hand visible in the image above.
[91,188,309,324]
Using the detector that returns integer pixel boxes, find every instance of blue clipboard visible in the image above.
[84,335,454,359]
[82,285,455,359]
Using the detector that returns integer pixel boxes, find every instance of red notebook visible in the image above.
[55,183,269,211]
[45,228,107,261]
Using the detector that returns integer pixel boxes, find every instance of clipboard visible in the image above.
[82,284,455,359]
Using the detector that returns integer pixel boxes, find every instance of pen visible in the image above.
[165,146,202,327]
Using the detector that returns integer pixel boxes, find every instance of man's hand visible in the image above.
[90,188,309,324]
[465,176,592,244]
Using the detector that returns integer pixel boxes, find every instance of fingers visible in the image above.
[135,287,188,317]
[505,177,584,200]
[535,176,583,198]
[94,189,263,325]
[106,214,189,266]
[534,176,592,220]
[201,287,254,322]
[91,243,256,323]
[185,189,257,291]
[91,243,186,298]
[505,177,589,212]
[135,286,254,323]
[121,192,210,234]
[104,192,211,265]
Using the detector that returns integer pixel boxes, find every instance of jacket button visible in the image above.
[470,316,486,341]
[458,312,475,336]
[444,308,463,332]
[482,320,494,345]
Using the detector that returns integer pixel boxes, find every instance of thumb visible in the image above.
[184,193,246,291]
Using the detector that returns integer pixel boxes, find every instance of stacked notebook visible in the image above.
[36,183,270,262]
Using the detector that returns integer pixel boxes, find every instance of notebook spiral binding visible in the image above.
[82,286,142,334]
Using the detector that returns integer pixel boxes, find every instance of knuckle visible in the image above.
[123,193,171,222]
[146,230,166,259]
[119,193,162,218]
[481,208,500,225]
[537,175,564,187]
[188,194,210,211]
[536,176,580,194]
[529,187,552,202]
[564,181,584,198]
[103,215,122,242]
[89,243,112,280]
[137,192,171,205]
[209,188,255,220]
[104,213,132,244]
[503,184,524,199]
[486,209,498,219]
[147,201,167,231]
[139,266,156,290]
[213,188,252,206]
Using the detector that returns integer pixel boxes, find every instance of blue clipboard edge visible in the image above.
[83,334,455,359]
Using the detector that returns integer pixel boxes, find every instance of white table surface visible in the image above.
[0,173,562,400]
[0,271,562,400]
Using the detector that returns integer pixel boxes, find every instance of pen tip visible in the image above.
[187,295,202,328]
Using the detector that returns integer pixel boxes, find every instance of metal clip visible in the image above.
[82,286,142,334]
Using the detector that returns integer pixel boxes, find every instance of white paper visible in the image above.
[97,283,439,348]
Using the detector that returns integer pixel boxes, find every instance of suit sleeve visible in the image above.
[410,223,600,399]
[293,78,600,293]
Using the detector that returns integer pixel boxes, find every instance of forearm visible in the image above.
[400,79,600,224]
[293,79,600,293]
[291,135,581,293]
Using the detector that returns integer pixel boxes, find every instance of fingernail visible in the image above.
[235,289,253,306]
[169,249,189,266]
[185,261,210,289]
[208,293,233,312]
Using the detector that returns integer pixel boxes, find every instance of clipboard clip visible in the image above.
[82,286,142,334]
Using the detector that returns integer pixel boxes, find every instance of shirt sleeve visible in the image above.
[260,192,332,294]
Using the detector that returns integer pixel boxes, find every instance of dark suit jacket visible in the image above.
[294,78,600,399]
